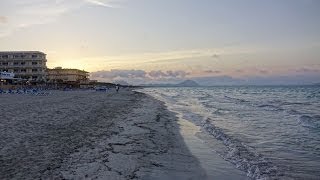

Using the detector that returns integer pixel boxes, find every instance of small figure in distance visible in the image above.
[116,85,120,93]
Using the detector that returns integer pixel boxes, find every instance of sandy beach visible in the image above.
[0,90,207,179]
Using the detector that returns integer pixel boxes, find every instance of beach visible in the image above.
[0,90,208,179]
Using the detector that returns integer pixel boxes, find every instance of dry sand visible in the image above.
[0,90,206,179]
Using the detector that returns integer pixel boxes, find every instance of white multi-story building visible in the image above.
[0,51,47,81]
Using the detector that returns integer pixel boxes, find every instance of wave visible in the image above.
[213,109,224,115]
[224,95,249,103]
[298,115,320,129]
[280,102,311,106]
[202,119,281,179]
[287,109,300,115]
[198,94,213,101]
[257,104,284,111]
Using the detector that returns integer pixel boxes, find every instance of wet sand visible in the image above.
[0,90,206,179]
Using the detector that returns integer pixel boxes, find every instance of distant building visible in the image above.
[47,67,89,87]
[0,51,47,82]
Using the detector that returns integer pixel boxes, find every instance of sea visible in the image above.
[139,86,320,179]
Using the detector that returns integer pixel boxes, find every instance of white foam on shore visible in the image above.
[177,118,248,180]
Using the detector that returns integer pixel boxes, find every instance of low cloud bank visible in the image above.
[90,68,320,85]
[90,69,190,85]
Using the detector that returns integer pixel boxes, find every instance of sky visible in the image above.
[0,0,320,85]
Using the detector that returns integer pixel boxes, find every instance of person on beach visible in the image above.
[116,85,120,93]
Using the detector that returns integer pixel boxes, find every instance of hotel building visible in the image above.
[47,67,89,86]
[0,51,47,81]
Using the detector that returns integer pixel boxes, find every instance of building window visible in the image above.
[32,55,37,58]
[32,76,38,79]
[14,69,19,73]
[21,69,26,72]
[32,69,38,72]
[13,62,19,65]
[2,62,8,66]
[21,62,26,65]
[32,62,38,65]
[2,55,8,58]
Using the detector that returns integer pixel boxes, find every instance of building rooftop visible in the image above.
[0,51,46,54]
[47,68,89,73]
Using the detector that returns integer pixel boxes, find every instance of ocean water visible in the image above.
[140,86,320,179]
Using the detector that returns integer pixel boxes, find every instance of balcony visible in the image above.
[14,71,45,75]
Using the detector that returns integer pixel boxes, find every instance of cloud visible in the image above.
[148,70,167,78]
[90,69,190,84]
[204,70,221,74]
[73,46,264,72]
[211,54,220,58]
[148,70,189,78]
[90,68,320,85]
[91,69,189,79]
[165,70,189,78]
[0,16,7,24]
[0,0,82,37]
[90,69,150,85]
[84,0,115,8]
[295,67,320,73]
[91,69,147,79]
[235,69,244,73]
[258,69,269,74]
[0,0,120,38]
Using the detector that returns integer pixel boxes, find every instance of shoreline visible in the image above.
[138,89,248,180]
[0,90,206,179]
